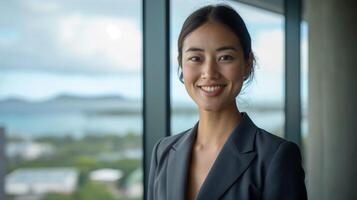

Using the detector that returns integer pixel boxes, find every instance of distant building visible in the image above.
[96,152,123,162]
[5,168,79,196]
[96,148,142,162]
[125,168,142,198]
[122,148,142,159]
[6,141,54,160]
[89,168,122,183]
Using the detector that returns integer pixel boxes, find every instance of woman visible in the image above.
[147,4,307,200]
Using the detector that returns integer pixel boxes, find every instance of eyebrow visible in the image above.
[185,46,238,52]
[185,47,203,52]
[216,46,238,52]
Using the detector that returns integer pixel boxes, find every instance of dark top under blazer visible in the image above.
[147,113,307,200]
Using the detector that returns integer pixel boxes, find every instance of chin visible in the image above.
[198,103,224,112]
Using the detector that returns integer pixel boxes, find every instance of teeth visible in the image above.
[201,85,224,92]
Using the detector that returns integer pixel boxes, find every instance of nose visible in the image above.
[201,57,220,80]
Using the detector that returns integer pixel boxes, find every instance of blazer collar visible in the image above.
[167,112,258,200]
[167,122,198,200]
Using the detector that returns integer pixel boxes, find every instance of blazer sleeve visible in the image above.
[262,141,308,200]
[147,138,162,200]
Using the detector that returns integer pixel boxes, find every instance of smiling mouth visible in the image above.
[198,84,226,97]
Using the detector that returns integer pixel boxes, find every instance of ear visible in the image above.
[244,52,254,78]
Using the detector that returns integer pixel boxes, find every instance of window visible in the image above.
[301,21,308,149]
[0,1,143,200]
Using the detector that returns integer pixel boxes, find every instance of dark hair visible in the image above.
[177,4,255,84]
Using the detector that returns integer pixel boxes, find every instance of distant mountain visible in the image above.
[46,94,125,102]
[0,94,126,104]
[0,94,284,115]
[0,97,28,104]
[0,94,141,114]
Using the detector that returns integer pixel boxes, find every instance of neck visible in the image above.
[196,102,242,150]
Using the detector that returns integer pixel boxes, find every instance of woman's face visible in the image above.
[181,22,250,112]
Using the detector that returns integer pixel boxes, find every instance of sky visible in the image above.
[0,0,308,104]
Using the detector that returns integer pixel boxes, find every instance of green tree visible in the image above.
[42,193,72,200]
[75,181,117,200]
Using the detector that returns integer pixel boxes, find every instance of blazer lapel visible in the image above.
[167,123,198,200]
[196,113,258,200]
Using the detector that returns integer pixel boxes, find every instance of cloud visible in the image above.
[56,14,142,72]
[25,0,61,13]
[171,0,283,26]
[0,0,142,74]
[253,29,284,73]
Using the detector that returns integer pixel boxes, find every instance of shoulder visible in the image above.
[238,112,300,156]
[253,130,306,198]
[255,128,286,151]
[153,128,192,159]
[254,128,302,164]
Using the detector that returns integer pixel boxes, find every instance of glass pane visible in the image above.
[0,1,143,200]
[170,0,285,137]
[301,21,308,150]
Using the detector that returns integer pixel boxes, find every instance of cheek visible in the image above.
[182,66,199,99]
[221,66,244,81]
[182,65,200,83]
[221,66,245,95]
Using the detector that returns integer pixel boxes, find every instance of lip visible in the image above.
[197,84,226,97]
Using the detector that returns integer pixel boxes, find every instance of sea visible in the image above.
[0,97,306,139]
[0,110,288,139]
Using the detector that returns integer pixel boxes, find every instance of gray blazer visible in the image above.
[147,113,307,200]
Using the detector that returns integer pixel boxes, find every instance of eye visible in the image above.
[188,56,202,62]
[218,55,234,62]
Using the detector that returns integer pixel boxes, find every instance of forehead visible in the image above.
[182,22,241,51]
